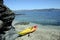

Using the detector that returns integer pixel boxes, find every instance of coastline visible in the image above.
[13,22,60,40]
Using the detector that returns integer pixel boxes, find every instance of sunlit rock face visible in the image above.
[0,0,17,40]
[0,2,15,31]
[0,20,3,29]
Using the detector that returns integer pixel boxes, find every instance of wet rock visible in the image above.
[14,22,30,25]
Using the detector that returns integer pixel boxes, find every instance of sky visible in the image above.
[4,0,60,10]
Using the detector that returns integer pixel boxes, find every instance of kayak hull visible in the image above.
[18,26,37,36]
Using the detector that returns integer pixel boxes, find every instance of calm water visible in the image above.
[14,10,60,26]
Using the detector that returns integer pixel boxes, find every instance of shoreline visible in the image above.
[13,22,60,40]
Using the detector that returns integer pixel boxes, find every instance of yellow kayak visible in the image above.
[18,25,37,36]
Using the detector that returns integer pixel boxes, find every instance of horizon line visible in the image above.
[12,8,60,10]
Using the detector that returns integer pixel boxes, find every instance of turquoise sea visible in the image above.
[14,10,60,26]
